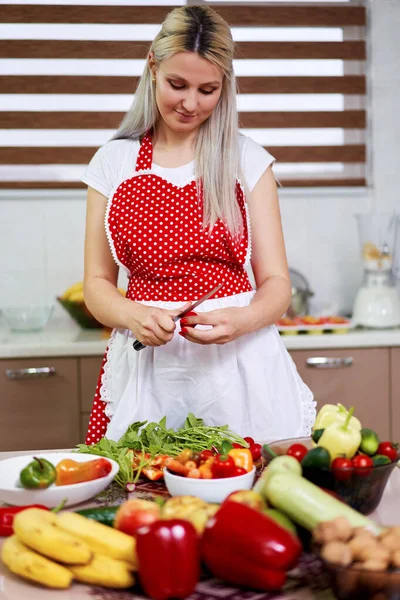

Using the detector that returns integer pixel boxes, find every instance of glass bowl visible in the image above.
[322,557,400,599]
[2,305,54,331]
[262,437,398,515]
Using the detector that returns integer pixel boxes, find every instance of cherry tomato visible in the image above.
[376,441,398,462]
[286,443,308,463]
[199,449,214,463]
[331,457,353,481]
[231,442,244,449]
[249,443,262,461]
[243,437,255,446]
[231,466,247,477]
[352,454,373,477]
[211,455,236,478]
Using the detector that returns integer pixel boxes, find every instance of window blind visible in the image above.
[0,1,367,189]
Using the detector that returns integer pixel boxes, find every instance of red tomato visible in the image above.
[199,449,214,462]
[286,443,308,463]
[249,443,262,461]
[376,441,398,462]
[231,466,247,477]
[331,457,353,481]
[231,442,244,449]
[352,454,373,477]
[243,436,255,446]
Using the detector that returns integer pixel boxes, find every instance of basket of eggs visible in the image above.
[57,282,126,329]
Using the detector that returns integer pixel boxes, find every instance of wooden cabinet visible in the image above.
[78,356,103,441]
[390,348,400,441]
[0,358,80,451]
[290,348,391,439]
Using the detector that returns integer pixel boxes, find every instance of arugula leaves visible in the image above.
[76,413,247,488]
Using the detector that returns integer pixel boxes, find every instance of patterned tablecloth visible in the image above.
[2,448,400,600]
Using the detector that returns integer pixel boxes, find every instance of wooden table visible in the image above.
[1,448,399,600]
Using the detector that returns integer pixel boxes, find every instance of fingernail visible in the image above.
[179,328,188,336]
[180,318,188,326]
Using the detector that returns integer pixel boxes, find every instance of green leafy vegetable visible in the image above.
[75,413,247,488]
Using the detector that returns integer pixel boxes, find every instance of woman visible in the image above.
[82,5,315,445]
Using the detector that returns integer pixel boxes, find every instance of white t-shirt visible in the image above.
[81,134,274,198]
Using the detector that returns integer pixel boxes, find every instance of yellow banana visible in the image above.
[61,281,83,300]
[13,508,92,565]
[56,512,136,564]
[68,289,85,303]
[69,553,135,588]
[1,535,73,589]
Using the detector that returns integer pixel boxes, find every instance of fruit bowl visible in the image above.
[57,297,103,329]
[322,557,400,599]
[0,452,119,508]
[164,466,256,503]
[262,437,397,515]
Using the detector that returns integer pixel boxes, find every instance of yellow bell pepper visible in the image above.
[318,407,361,462]
[313,403,361,432]
[227,448,254,473]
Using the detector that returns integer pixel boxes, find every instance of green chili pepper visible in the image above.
[19,457,57,489]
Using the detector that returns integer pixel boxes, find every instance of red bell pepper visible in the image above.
[136,519,200,600]
[0,505,49,537]
[201,500,302,591]
[211,454,236,478]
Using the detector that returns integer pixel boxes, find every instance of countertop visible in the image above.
[1,322,400,359]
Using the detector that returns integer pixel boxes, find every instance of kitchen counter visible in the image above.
[1,324,400,358]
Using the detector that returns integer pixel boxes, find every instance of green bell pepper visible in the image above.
[19,457,57,489]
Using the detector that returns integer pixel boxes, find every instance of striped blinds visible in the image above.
[0,1,367,189]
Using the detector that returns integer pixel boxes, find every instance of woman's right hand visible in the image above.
[129,302,191,347]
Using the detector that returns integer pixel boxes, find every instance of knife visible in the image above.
[132,281,224,351]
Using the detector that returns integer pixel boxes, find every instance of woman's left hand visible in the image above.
[179,306,252,345]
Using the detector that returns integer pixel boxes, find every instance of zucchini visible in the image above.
[264,472,381,534]
[75,506,119,527]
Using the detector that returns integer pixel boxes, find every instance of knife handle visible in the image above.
[133,339,146,351]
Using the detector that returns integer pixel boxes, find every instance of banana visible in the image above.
[56,512,136,564]
[61,281,83,301]
[67,289,85,303]
[13,508,92,565]
[69,553,135,588]
[1,535,73,589]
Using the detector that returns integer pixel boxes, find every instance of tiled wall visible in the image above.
[1,0,399,326]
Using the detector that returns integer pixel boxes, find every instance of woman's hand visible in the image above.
[178,306,253,345]
[129,302,191,347]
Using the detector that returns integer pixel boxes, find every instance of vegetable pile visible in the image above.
[76,413,250,488]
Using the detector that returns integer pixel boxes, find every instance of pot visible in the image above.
[287,269,314,317]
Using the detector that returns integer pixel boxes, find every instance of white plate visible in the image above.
[0,453,119,508]
[164,466,256,503]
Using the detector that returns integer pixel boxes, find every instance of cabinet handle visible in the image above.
[5,367,56,380]
[306,357,353,369]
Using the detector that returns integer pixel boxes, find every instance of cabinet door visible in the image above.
[78,356,103,413]
[0,358,80,451]
[290,348,390,439]
[390,348,400,441]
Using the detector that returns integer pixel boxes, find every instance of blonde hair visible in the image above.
[113,5,242,236]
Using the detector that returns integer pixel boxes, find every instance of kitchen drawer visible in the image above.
[79,356,103,412]
[390,348,400,441]
[290,348,390,439]
[0,357,80,451]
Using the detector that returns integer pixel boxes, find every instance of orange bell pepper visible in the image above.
[55,458,112,486]
[227,448,253,472]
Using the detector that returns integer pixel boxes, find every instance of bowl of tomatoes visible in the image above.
[262,437,398,515]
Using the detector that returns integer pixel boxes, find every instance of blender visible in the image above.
[352,212,400,328]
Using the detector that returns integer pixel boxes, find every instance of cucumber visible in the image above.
[264,472,381,534]
[75,506,119,527]
[360,428,380,456]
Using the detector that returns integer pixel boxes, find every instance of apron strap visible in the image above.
[135,132,153,172]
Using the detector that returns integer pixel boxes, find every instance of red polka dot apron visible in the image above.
[85,133,315,445]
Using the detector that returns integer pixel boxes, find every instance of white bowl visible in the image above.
[0,452,119,508]
[164,466,256,503]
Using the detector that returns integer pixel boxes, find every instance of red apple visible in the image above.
[114,499,161,537]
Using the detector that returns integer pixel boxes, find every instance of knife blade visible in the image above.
[132,281,224,351]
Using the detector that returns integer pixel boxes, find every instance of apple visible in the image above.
[225,490,266,511]
[114,499,161,537]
